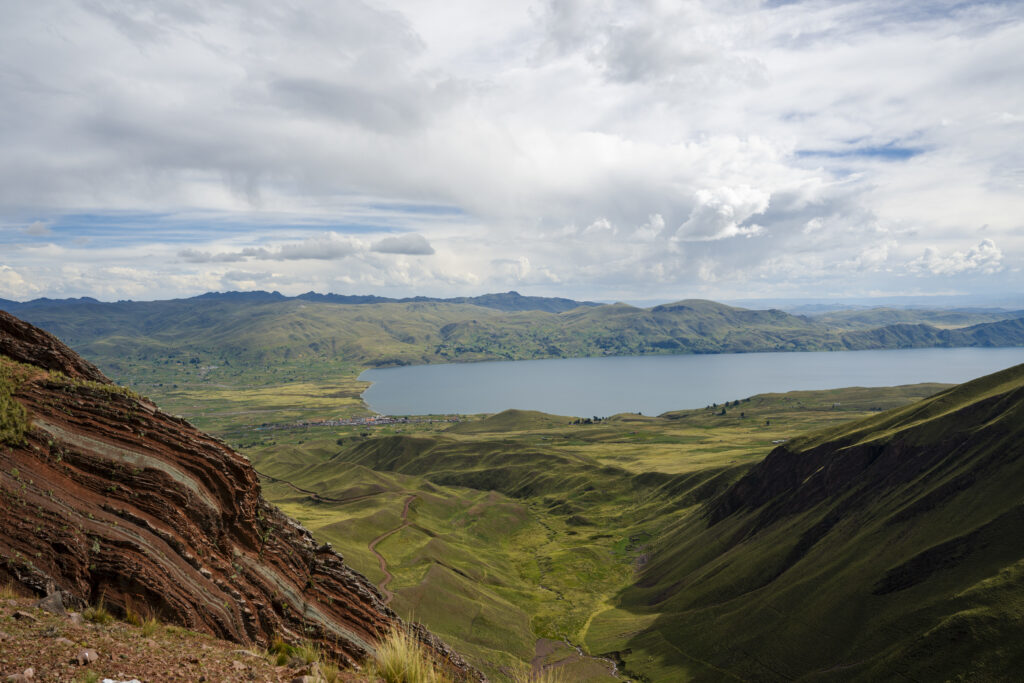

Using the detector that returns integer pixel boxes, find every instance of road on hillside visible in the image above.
[367,494,418,604]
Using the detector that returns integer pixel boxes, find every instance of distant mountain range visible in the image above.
[1,291,1023,370]
[0,289,600,314]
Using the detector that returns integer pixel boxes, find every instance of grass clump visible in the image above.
[83,600,114,625]
[123,599,160,636]
[268,635,295,666]
[140,615,160,637]
[511,667,570,683]
[320,660,341,682]
[369,626,450,683]
[292,640,321,665]
[0,580,19,599]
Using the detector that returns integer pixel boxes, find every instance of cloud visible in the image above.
[178,248,247,263]
[492,256,531,280]
[23,221,50,236]
[0,1,1021,301]
[0,265,37,299]
[178,233,360,262]
[673,187,770,242]
[272,233,360,260]
[850,239,897,271]
[908,239,1004,276]
[370,233,435,255]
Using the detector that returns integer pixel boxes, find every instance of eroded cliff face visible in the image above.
[0,310,478,679]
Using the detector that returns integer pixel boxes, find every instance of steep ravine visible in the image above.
[0,310,481,679]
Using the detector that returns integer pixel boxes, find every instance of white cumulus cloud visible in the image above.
[908,239,1004,276]
[673,187,770,242]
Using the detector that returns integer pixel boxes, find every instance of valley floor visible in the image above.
[229,384,945,681]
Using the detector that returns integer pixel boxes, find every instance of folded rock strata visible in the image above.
[0,310,480,679]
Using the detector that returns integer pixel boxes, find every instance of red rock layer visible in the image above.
[0,310,479,679]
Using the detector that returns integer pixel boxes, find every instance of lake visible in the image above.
[359,347,1024,417]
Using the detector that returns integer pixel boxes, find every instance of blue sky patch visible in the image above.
[796,143,925,161]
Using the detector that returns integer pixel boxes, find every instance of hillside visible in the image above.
[811,306,1024,330]
[586,362,1024,680]
[0,311,479,680]
[3,294,1023,377]
[241,383,948,680]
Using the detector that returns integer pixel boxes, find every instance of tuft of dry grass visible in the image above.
[83,599,114,625]
[140,615,160,637]
[511,666,571,683]
[368,626,451,683]
[0,580,19,600]
[320,660,341,682]
[292,640,321,665]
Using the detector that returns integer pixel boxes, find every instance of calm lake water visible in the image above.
[359,347,1024,417]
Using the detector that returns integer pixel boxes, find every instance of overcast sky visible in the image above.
[1,0,1022,303]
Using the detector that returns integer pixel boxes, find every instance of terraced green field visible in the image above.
[238,384,947,680]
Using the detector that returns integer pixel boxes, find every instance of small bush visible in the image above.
[269,635,294,655]
[268,635,294,666]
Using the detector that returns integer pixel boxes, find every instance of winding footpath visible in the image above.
[255,469,389,505]
[367,494,418,604]
[256,469,417,604]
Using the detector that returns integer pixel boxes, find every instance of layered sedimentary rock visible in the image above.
[0,310,478,678]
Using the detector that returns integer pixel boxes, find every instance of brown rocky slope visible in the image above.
[0,310,480,679]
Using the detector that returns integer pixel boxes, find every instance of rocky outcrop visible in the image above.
[0,310,480,679]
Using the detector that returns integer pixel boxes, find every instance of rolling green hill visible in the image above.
[4,294,1023,374]
[5,291,1021,435]
[241,382,954,681]
[585,362,1024,681]
[811,306,1024,330]
[247,365,1024,680]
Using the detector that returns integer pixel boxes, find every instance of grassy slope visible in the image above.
[811,306,1024,330]
[587,363,1024,681]
[240,384,945,681]
[9,298,1024,375]
[6,296,1021,437]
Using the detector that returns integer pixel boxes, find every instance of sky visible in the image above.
[1,0,1022,303]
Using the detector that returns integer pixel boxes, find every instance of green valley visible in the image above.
[240,383,951,680]
[5,293,1024,680]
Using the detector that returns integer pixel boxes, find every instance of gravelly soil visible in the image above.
[0,596,369,682]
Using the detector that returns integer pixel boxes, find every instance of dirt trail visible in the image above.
[255,470,417,604]
[255,469,387,505]
[367,494,418,604]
